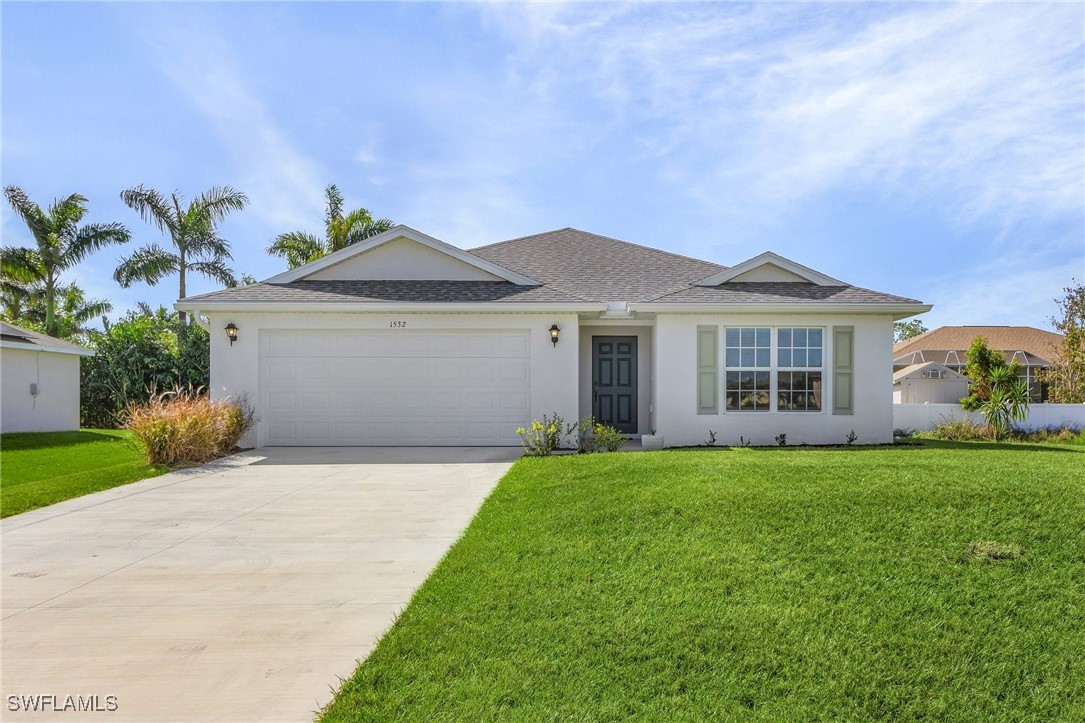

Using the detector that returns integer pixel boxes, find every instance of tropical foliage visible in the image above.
[267,184,393,268]
[80,307,209,428]
[1,281,113,342]
[1038,282,1085,403]
[893,318,928,343]
[1,186,129,337]
[115,185,248,325]
[960,335,1020,410]
[979,366,1030,440]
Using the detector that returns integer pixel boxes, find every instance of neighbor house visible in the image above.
[893,326,1063,402]
[175,226,930,448]
[0,321,94,433]
[892,361,969,404]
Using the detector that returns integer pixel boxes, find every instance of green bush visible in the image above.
[516,413,572,456]
[919,416,990,441]
[81,308,209,428]
[577,417,626,453]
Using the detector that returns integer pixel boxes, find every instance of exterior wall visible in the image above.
[307,238,501,281]
[654,313,896,446]
[894,403,1085,432]
[204,311,579,447]
[578,323,653,435]
[894,377,969,404]
[0,348,82,433]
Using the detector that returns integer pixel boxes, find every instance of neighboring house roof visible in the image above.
[176,225,929,316]
[0,321,94,357]
[892,362,968,383]
[893,326,1063,367]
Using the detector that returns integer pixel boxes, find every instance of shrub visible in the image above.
[81,308,209,427]
[920,416,991,442]
[578,417,626,453]
[516,413,572,457]
[126,390,255,466]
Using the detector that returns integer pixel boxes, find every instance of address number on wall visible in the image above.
[389,321,407,328]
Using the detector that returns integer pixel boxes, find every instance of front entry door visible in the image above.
[592,336,638,434]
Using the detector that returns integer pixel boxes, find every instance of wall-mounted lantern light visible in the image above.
[225,323,239,346]
[549,324,560,347]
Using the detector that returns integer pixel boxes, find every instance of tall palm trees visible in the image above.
[2,186,130,337]
[115,185,248,325]
[266,184,393,268]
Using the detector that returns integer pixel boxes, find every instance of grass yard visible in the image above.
[1,430,166,518]
[323,441,1085,722]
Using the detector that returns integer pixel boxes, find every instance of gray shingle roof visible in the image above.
[180,227,923,308]
[642,282,923,305]
[182,280,589,304]
[470,228,724,303]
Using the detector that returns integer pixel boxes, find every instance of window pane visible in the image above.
[794,328,807,346]
[778,349,791,367]
[756,349,770,367]
[778,328,791,347]
[726,349,739,367]
[741,349,754,367]
[809,349,822,367]
[794,349,807,367]
[740,328,754,346]
[726,328,739,347]
[809,328,823,347]
[726,372,740,390]
[756,328,770,347]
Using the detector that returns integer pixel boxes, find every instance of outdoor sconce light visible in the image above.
[225,323,239,346]
[549,324,560,347]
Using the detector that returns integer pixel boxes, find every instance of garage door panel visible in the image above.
[262,329,530,446]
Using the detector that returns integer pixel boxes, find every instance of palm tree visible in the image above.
[0,280,112,340]
[115,185,248,325]
[2,186,130,337]
[267,184,393,268]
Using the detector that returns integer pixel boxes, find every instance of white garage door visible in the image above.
[261,329,531,446]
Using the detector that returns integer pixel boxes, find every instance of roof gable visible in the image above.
[266,225,539,285]
[695,251,845,287]
[893,362,968,382]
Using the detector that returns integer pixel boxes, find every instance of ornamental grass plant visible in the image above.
[125,390,255,466]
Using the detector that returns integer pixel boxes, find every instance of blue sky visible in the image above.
[3,2,1083,331]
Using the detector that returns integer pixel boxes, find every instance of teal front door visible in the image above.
[592,336,638,434]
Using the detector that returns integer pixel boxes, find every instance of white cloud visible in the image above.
[478,3,1084,234]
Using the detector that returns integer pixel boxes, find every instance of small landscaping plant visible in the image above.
[516,413,572,456]
[577,417,625,453]
[125,389,255,466]
[920,416,990,442]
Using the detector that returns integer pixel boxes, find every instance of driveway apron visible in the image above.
[2,447,516,722]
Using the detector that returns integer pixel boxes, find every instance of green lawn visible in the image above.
[323,441,1085,722]
[1,430,166,518]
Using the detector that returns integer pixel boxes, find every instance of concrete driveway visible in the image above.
[2,447,518,722]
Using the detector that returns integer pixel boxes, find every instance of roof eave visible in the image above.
[0,339,95,356]
[174,300,607,313]
[629,302,933,319]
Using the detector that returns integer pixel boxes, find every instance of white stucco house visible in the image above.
[175,226,930,448]
[1,321,94,433]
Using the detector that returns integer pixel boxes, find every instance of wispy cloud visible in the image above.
[132,8,327,234]
[478,3,1084,236]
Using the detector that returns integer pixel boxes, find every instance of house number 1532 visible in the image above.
[389,321,407,328]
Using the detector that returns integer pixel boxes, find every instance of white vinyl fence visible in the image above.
[894,403,1085,433]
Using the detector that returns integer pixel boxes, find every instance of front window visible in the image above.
[725,327,823,412]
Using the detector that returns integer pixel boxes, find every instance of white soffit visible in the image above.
[695,251,846,287]
[265,225,541,286]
